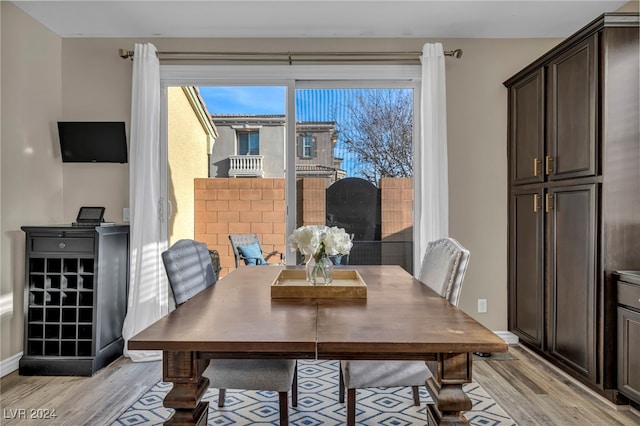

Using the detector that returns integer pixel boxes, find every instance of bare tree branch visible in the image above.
[337,89,413,184]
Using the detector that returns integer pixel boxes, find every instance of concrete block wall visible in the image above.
[380,177,413,240]
[195,177,412,277]
[195,178,286,277]
[380,177,414,267]
[298,178,326,226]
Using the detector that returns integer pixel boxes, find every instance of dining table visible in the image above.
[128,265,508,425]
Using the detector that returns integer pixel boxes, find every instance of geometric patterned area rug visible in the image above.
[115,360,516,425]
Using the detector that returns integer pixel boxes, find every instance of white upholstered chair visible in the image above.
[338,237,470,425]
[162,239,297,426]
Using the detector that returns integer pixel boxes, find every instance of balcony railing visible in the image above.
[229,155,264,178]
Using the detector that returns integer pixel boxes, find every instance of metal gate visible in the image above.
[326,178,381,265]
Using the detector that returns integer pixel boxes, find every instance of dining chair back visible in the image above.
[162,239,297,426]
[338,237,470,426]
[162,239,217,305]
[418,237,470,306]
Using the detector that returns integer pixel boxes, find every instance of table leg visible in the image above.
[424,352,472,426]
[162,350,210,425]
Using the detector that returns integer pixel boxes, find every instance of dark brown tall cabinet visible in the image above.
[505,13,640,403]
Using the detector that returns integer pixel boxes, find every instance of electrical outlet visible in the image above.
[123,208,130,222]
[478,299,487,313]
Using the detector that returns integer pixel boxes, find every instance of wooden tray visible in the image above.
[271,269,367,299]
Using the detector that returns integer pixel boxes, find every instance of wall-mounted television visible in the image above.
[57,121,128,163]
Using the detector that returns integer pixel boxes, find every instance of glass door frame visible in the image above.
[159,64,421,265]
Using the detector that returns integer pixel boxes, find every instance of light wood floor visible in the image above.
[0,345,638,425]
[474,346,639,425]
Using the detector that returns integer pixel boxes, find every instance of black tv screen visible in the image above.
[58,121,128,163]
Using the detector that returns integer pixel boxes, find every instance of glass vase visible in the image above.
[306,254,334,285]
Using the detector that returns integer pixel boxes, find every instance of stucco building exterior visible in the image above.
[167,87,217,245]
[209,114,345,185]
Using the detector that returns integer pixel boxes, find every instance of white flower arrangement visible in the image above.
[288,225,353,260]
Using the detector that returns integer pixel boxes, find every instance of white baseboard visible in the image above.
[493,331,519,345]
[0,352,22,378]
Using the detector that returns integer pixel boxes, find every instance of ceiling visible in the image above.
[12,1,630,39]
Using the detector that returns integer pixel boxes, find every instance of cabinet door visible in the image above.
[509,189,545,348]
[618,306,640,403]
[547,184,597,381]
[509,69,545,185]
[547,35,597,180]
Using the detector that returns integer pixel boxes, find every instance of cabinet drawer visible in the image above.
[618,281,640,311]
[32,237,94,254]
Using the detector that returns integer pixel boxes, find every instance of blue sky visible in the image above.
[199,86,285,115]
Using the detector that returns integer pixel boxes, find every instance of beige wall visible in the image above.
[168,87,211,245]
[1,3,569,366]
[60,36,559,332]
[1,2,63,361]
[60,39,131,224]
[443,38,560,329]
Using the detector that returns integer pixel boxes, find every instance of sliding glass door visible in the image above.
[294,85,415,271]
[160,65,420,274]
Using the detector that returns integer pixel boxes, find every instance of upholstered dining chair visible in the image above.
[162,239,298,426]
[338,237,470,426]
[229,233,282,268]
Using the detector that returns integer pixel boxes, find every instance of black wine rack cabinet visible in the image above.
[19,225,129,376]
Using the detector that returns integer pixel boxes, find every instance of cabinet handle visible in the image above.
[58,242,66,249]
[533,194,541,212]
[545,155,553,175]
[533,157,541,177]
[545,193,553,212]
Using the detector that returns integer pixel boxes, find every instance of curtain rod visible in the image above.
[117,48,463,63]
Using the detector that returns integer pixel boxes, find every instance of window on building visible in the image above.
[238,131,259,155]
[301,134,315,158]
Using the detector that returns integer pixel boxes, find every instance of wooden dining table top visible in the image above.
[128,265,507,358]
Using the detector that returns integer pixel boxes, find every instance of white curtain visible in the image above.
[415,43,449,275]
[122,43,168,362]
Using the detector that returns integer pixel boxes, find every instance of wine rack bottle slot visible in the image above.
[28,324,43,339]
[44,340,59,356]
[31,275,45,289]
[63,275,78,289]
[29,308,44,323]
[46,258,61,273]
[61,291,77,306]
[78,308,93,323]
[45,308,60,322]
[61,308,76,322]
[30,258,45,273]
[63,258,78,273]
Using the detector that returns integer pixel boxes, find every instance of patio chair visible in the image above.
[338,237,470,426]
[229,233,282,268]
[162,239,297,425]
